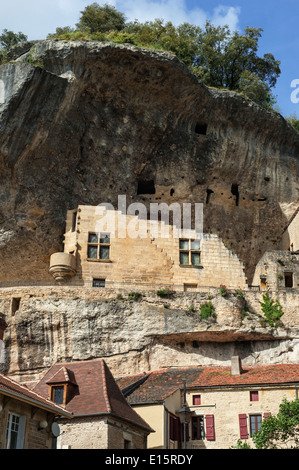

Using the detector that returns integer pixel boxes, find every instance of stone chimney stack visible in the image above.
[231,356,242,376]
[0,313,7,341]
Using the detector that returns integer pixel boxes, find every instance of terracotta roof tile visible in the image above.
[116,364,299,404]
[33,359,153,433]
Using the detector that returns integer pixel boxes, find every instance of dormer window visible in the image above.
[46,367,78,406]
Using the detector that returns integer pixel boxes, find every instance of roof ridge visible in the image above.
[101,360,112,413]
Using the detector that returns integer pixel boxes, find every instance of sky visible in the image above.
[0,0,299,117]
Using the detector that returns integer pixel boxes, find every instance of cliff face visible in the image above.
[0,40,299,283]
[1,287,298,382]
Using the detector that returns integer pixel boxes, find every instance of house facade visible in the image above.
[33,358,153,449]
[0,373,72,449]
[116,359,299,449]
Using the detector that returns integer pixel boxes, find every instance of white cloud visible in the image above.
[113,1,241,29]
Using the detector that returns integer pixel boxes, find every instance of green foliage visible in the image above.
[286,113,299,132]
[219,285,229,297]
[156,287,175,298]
[200,302,216,320]
[0,29,27,64]
[0,29,27,50]
[188,304,196,312]
[128,291,142,301]
[76,2,126,34]
[231,439,252,449]
[260,293,284,327]
[253,399,299,449]
[235,289,245,299]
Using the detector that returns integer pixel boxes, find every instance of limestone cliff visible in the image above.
[0,41,299,283]
[0,287,298,382]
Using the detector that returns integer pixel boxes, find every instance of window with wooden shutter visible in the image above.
[205,415,215,441]
[250,391,259,401]
[192,395,201,406]
[239,414,248,439]
[169,414,179,441]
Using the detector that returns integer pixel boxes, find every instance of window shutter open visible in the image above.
[239,414,248,439]
[205,415,215,441]
[263,412,271,420]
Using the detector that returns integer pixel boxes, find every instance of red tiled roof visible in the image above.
[33,359,153,433]
[116,364,299,404]
[0,373,71,417]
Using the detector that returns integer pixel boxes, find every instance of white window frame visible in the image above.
[6,412,26,449]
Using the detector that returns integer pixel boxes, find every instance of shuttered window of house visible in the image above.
[169,414,179,441]
[239,414,248,439]
[205,415,215,441]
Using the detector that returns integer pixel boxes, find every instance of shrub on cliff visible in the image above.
[260,293,284,328]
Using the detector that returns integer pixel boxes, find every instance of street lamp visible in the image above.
[177,380,193,449]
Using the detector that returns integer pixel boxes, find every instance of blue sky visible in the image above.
[0,0,298,117]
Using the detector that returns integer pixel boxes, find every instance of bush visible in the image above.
[219,285,229,297]
[235,289,245,300]
[128,292,142,301]
[156,287,175,298]
[260,293,284,327]
[200,302,216,320]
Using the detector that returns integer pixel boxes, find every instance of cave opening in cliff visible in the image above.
[137,180,156,195]
[195,122,207,135]
[231,184,240,206]
[206,189,214,204]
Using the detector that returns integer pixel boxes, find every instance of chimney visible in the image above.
[231,356,242,376]
[0,313,7,341]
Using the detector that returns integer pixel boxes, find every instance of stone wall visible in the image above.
[56,415,146,449]
[185,383,297,449]
[61,206,247,290]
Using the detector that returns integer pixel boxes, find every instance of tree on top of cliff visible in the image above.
[76,2,126,34]
[0,29,28,64]
[0,29,27,50]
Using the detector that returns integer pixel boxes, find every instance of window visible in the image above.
[6,413,26,449]
[124,439,131,449]
[285,272,293,288]
[11,298,21,316]
[93,278,105,288]
[192,395,201,406]
[51,385,65,405]
[191,416,204,440]
[169,414,179,441]
[87,233,110,261]
[250,391,259,402]
[179,239,201,266]
[250,414,262,436]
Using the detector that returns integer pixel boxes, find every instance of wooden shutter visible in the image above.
[239,414,248,439]
[169,414,179,441]
[263,412,271,420]
[205,415,215,441]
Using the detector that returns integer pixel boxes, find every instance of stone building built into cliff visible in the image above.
[49,205,248,291]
